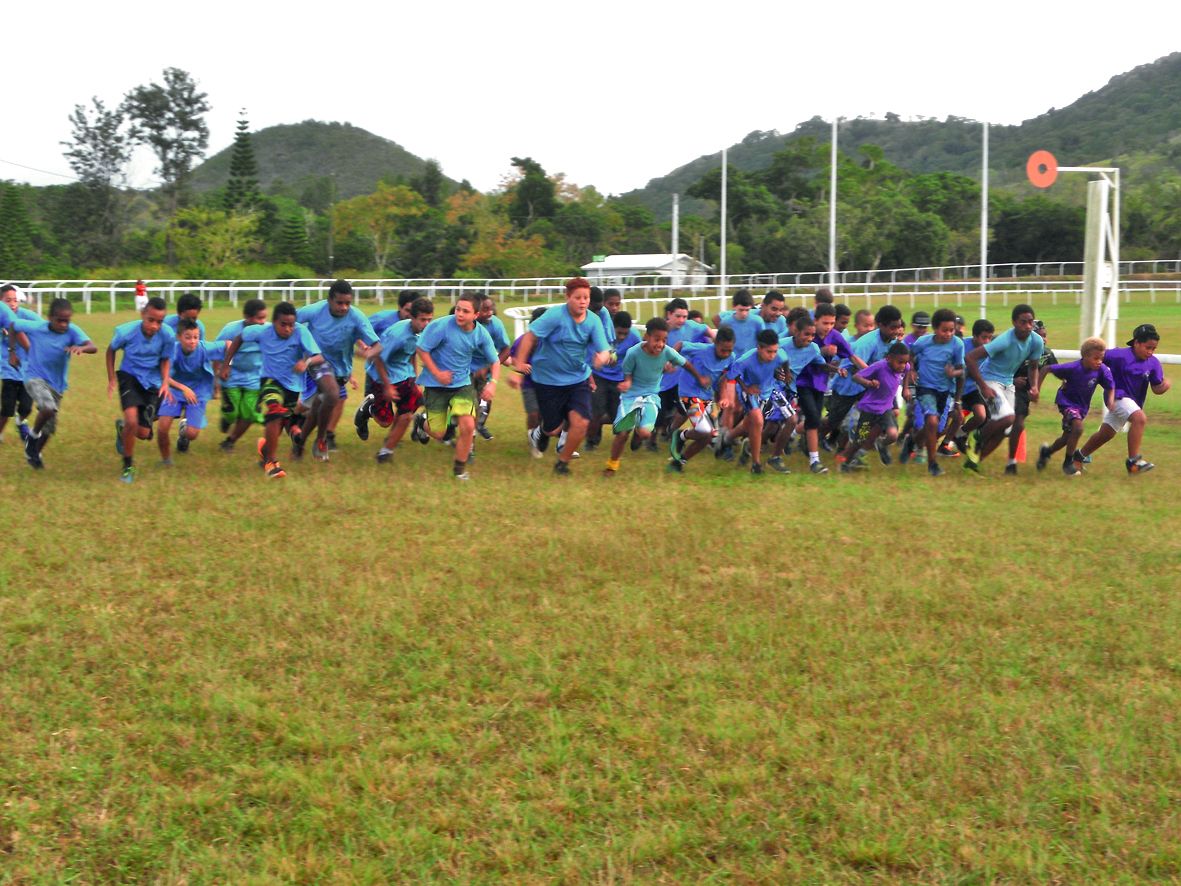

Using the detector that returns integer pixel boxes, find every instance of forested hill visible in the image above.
[189,121,459,200]
[625,52,1181,218]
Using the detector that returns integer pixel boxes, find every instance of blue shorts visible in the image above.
[158,396,209,430]
[613,393,660,433]
[303,365,349,402]
[915,388,953,431]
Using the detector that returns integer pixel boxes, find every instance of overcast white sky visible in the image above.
[5,1,1179,196]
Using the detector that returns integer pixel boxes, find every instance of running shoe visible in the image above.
[1126,456,1155,474]
[376,448,393,463]
[325,431,338,451]
[1036,444,1052,471]
[809,460,828,475]
[876,439,892,465]
[767,456,791,474]
[177,418,190,453]
[927,461,945,477]
[314,438,329,462]
[553,460,571,476]
[114,419,125,455]
[354,394,373,440]
[528,426,549,454]
[265,461,286,479]
[24,434,43,469]
[120,466,135,483]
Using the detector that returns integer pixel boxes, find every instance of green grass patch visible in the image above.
[1,305,1179,881]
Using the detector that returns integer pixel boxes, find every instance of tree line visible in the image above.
[2,69,1179,282]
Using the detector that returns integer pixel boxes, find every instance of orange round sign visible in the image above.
[1026,150,1058,188]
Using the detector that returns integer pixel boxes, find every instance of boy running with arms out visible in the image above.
[840,342,911,472]
[904,308,964,477]
[1035,337,1114,476]
[355,296,434,462]
[603,317,710,476]
[668,326,737,472]
[412,293,500,480]
[513,277,610,476]
[157,318,228,463]
[963,304,1042,473]
[213,298,268,451]
[107,296,176,483]
[221,302,324,479]
[1074,323,1171,474]
[296,279,380,460]
[788,304,849,473]
[13,299,95,470]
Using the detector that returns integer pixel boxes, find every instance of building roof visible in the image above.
[581,253,712,273]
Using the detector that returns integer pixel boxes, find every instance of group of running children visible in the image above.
[0,277,1170,482]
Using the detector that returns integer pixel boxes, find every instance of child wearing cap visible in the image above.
[902,311,931,347]
[1074,324,1171,474]
[1035,337,1114,476]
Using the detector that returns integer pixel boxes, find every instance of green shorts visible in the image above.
[424,385,476,431]
[221,386,262,425]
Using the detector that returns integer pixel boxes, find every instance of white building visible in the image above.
[580,253,713,287]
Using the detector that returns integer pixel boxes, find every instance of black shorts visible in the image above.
[591,374,622,423]
[658,387,679,423]
[1,379,32,419]
[117,371,160,423]
[534,379,593,433]
[1014,389,1032,418]
[797,386,824,430]
[825,392,858,431]
[962,390,985,411]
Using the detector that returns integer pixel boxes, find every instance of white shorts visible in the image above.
[985,383,1016,420]
[1102,396,1141,431]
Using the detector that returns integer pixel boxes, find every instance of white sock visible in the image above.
[28,428,41,439]
[1007,458,1017,466]
[809,451,820,463]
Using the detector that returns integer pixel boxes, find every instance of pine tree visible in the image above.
[279,210,311,266]
[0,184,35,278]
[224,111,261,213]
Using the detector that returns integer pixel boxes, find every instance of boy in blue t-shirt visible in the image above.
[668,327,737,471]
[713,289,765,356]
[412,292,501,480]
[157,318,229,463]
[355,296,435,462]
[514,277,610,477]
[295,279,380,461]
[715,329,791,475]
[163,292,207,339]
[602,317,709,476]
[0,284,37,443]
[945,318,995,456]
[213,298,268,451]
[587,311,640,450]
[12,298,95,470]
[221,302,325,479]
[901,308,964,476]
[107,296,177,483]
[964,303,1043,472]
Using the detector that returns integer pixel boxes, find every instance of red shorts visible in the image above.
[366,378,422,425]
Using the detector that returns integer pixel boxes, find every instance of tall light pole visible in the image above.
[720,147,728,296]
[828,117,839,291]
[979,122,989,319]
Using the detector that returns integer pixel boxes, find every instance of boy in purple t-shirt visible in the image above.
[1076,324,1171,474]
[839,342,910,472]
[1035,337,1115,476]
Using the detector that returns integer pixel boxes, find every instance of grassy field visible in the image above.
[2,298,1180,882]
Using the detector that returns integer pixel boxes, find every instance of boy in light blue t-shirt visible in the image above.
[157,318,228,464]
[603,317,709,476]
[12,298,95,471]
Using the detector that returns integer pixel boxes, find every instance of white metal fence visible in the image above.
[6,260,1181,315]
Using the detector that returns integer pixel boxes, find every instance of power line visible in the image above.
[0,156,81,182]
